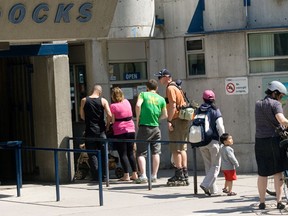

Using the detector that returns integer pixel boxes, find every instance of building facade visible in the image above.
[1,0,288,182]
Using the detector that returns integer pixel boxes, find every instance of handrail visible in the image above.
[0,142,104,206]
[0,141,22,197]
[21,146,103,206]
[68,137,199,194]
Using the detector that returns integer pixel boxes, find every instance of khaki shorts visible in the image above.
[168,118,189,152]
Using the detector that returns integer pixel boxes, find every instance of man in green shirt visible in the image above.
[135,79,167,183]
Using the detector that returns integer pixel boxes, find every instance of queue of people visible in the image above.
[79,70,288,210]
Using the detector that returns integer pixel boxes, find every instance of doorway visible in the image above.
[0,57,36,181]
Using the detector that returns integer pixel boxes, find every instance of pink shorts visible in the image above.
[223,170,237,181]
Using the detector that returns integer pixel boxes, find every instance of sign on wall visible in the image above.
[0,0,117,41]
[225,77,248,95]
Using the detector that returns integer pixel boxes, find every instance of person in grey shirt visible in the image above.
[220,133,239,196]
[255,80,288,210]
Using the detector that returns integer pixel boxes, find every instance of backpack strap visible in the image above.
[167,81,190,104]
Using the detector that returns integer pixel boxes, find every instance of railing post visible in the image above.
[18,141,23,188]
[147,143,152,190]
[15,142,21,197]
[97,150,103,206]
[193,147,198,194]
[105,141,109,187]
[54,150,60,201]
[67,138,72,181]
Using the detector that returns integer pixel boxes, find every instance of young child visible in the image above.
[220,133,239,196]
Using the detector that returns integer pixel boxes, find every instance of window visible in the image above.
[248,32,288,73]
[186,38,205,76]
[108,62,147,117]
[108,62,147,81]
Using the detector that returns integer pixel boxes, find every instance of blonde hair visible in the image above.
[111,87,124,102]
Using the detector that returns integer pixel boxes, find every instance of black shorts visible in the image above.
[255,137,288,176]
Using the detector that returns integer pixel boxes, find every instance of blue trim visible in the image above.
[187,0,205,33]
[155,16,164,25]
[244,0,251,6]
[0,44,68,57]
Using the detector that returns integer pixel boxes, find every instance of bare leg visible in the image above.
[121,173,130,181]
[137,156,146,177]
[274,172,283,203]
[224,180,228,190]
[258,175,267,203]
[152,154,160,177]
[180,150,187,168]
[226,180,233,193]
[131,171,138,180]
[172,151,182,169]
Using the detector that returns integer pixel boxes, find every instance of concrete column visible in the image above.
[85,40,111,97]
[32,55,73,182]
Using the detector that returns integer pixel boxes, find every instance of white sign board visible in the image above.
[121,88,134,100]
[225,77,248,95]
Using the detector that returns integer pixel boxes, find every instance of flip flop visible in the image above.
[227,192,237,196]
[118,178,130,181]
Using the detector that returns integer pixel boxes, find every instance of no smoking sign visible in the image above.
[225,77,248,95]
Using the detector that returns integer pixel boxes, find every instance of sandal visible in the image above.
[227,192,237,196]
[118,177,130,181]
[222,188,228,193]
[130,176,138,181]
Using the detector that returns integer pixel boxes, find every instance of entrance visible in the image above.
[0,57,36,181]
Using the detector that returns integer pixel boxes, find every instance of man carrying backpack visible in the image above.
[197,90,225,196]
[155,69,190,186]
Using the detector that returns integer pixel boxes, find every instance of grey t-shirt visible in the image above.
[255,96,283,138]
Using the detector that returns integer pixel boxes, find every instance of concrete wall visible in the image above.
[32,55,73,182]
[80,0,288,173]
[109,0,155,38]
[149,0,288,172]
[248,0,288,28]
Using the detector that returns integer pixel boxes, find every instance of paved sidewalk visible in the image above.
[0,170,287,216]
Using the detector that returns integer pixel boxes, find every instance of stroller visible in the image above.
[108,150,124,178]
[74,143,124,180]
[74,143,90,180]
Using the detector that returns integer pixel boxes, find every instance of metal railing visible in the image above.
[1,137,200,207]
[0,142,104,206]
[68,137,199,194]
[0,141,22,197]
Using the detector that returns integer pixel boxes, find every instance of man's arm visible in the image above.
[80,97,86,120]
[102,98,112,130]
[135,95,143,127]
[159,107,168,120]
[167,102,176,121]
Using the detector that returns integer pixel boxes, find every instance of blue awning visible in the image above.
[0,43,68,57]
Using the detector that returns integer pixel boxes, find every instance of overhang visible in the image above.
[0,0,118,42]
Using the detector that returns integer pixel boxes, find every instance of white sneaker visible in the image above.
[151,176,157,183]
[134,176,148,184]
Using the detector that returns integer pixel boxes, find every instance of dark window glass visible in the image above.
[188,53,205,75]
[186,40,202,51]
